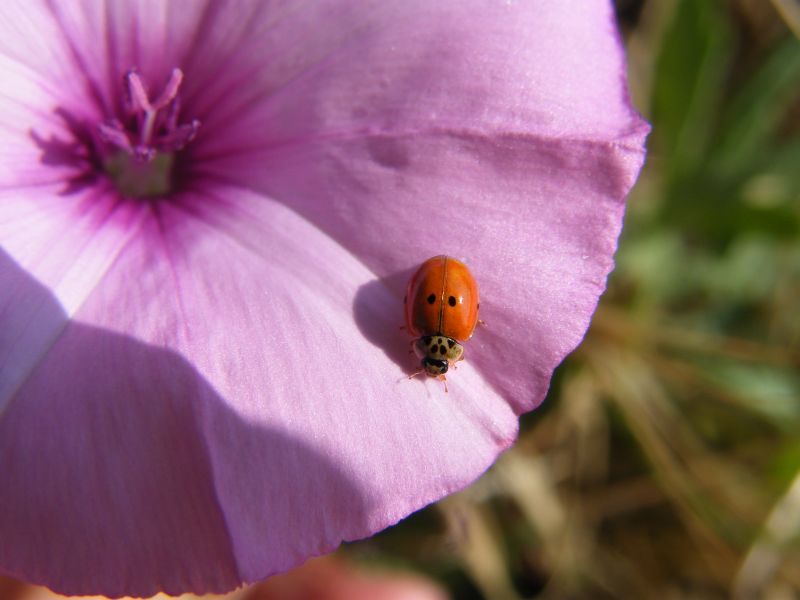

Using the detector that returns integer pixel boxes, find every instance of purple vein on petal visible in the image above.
[181,18,288,124]
[100,0,118,112]
[173,0,215,72]
[43,0,111,116]
[182,3,366,135]
[178,1,266,100]
[193,26,362,143]
[149,203,193,346]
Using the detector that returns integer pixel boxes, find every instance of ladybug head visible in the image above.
[421,357,449,376]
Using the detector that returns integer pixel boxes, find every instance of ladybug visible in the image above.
[404,255,480,386]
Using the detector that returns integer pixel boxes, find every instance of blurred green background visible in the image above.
[344,1,800,598]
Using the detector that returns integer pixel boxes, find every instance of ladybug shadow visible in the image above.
[352,266,419,374]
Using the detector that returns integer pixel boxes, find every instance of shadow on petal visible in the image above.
[0,249,366,597]
[28,107,102,196]
[352,266,417,374]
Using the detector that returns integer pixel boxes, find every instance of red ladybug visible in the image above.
[404,255,480,386]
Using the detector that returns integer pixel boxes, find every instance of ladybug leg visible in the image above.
[438,374,449,393]
[408,368,425,380]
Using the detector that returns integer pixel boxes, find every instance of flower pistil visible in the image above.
[98,68,199,198]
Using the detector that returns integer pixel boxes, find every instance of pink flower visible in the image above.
[0,1,648,597]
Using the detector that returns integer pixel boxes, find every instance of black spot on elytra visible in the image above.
[447,339,455,348]
[438,345,446,356]
[448,296,456,307]
[427,293,436,304]
[423,336,432,346]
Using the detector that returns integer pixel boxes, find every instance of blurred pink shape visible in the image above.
[243,557,449,600]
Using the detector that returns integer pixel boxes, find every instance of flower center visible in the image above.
[98,68,199,198]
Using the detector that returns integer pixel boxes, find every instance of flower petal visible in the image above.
[0,1,215,106]
[192,0,644,157]
[212,135,645,413]
[197,0,648,413]
[0,188,517,596]
[0,0,647,595]
[0,3,99,188]
[0,186,147,415]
